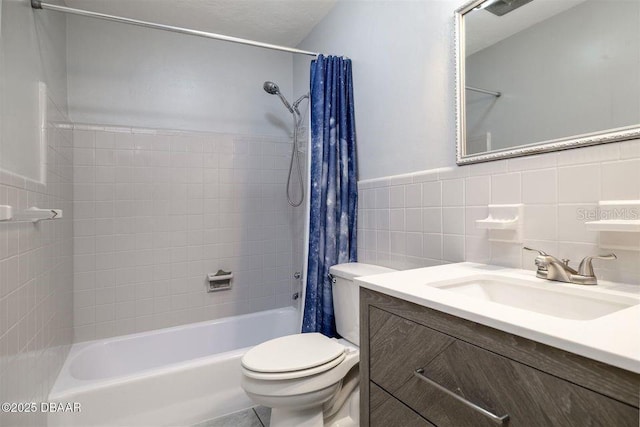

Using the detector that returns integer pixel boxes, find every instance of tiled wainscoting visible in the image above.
[0,99,74,426]
[358,139,640,285]
[71,124,302,342]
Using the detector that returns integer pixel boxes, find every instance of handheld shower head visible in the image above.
[262,81,309,207]
[263,81,293,113]
[263,81,280,95]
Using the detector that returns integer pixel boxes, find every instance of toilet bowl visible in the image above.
[241,263,396,427]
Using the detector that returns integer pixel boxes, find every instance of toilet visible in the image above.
[241,263,396,427]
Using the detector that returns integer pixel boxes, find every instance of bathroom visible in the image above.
[0,0,638,426]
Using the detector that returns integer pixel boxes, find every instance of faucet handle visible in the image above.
[523,247,551,275]
[577,254,617,276]
[523,247,548,256]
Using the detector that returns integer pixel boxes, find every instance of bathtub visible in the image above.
[48,307,299,427]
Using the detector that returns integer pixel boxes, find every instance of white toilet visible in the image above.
[241,262,396,427]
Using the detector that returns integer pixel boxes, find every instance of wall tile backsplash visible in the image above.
[0,98,74,427]
[71,125,302,342]
[358,139,640,285]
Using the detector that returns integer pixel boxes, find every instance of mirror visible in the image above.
[455,0,640,164]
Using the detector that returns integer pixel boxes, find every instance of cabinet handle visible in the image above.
[414,368,510,426]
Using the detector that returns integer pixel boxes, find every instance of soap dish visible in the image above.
[585,219,640,233]
[585,200,640,251]
[475,217,519,230]
[475,204,523,243]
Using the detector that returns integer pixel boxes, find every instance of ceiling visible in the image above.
[64,0,337,46]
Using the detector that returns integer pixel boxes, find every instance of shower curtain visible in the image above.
[302,55,358,337]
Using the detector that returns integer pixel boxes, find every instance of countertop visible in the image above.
[355,262,640,373]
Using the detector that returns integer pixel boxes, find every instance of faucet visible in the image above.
[523,247,616,285]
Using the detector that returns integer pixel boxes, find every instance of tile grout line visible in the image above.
[252,408,266,427]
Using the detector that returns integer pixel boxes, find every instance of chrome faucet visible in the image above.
[523,247,616,285]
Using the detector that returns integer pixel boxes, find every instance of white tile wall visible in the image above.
[71,124,300,342]
[358,140,640,285]
[0,98,74,427]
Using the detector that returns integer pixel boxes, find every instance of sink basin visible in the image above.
[429,275,639,321]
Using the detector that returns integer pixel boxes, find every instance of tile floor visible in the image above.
[193,407,271,427]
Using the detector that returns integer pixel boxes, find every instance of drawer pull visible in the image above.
[414,368,510,426]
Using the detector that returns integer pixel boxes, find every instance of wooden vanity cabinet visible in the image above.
[360,288,640,427]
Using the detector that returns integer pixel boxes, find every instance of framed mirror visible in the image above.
[455,0,640,165]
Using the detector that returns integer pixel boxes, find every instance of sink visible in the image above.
[429,275,639,321]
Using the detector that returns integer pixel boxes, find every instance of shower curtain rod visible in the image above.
[31,0,321,57]
[466,86,501,97]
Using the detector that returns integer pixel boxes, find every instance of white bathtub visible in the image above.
[48,307,299,427]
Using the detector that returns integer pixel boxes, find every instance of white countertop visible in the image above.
[355,262,640,373]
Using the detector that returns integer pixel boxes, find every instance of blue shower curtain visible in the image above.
[302,55,358,337]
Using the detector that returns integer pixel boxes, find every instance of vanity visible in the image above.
[353,0,640,422]
[356,263,640,426]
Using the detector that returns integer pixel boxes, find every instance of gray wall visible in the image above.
[295,0,460,180]
[66,13,309,341]
[0,0,68,181]
[466,0,640,152]
[66,15,296,137]
[296,0,639,283]
[0,1,74,425]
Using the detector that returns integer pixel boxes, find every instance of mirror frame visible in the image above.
[455,0,640,165]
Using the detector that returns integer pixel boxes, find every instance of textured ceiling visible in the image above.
[64,0,337,46]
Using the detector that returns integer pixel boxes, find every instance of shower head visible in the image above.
[263,81,280,95]
[263,81,294,113]
[485,0,533,16]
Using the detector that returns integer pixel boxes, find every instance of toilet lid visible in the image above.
[242,333,345,374]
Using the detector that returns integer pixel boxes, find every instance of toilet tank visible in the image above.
[329,263,396,346]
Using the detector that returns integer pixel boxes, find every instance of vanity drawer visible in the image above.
[370,382,435,427]
[369,306,455,393]
[369,307,638,427]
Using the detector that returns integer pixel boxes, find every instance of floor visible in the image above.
[193,407,271,427]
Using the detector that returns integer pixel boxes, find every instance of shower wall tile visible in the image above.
[405,183,422,207]
[465,175,490,206]
[389,185,405,208]
[521,168,557,204]
[357,139,640,285]
[442,179,464,206]
[601,159,640,199]
[558,164,601,203]
[71,125,298,342]
[619,140,640,159]
[491,172,521,204]
[0,97,74,427]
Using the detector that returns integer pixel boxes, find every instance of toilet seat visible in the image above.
[243,352,346,380]
[242,333,347,380]
[242,349,360,399]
